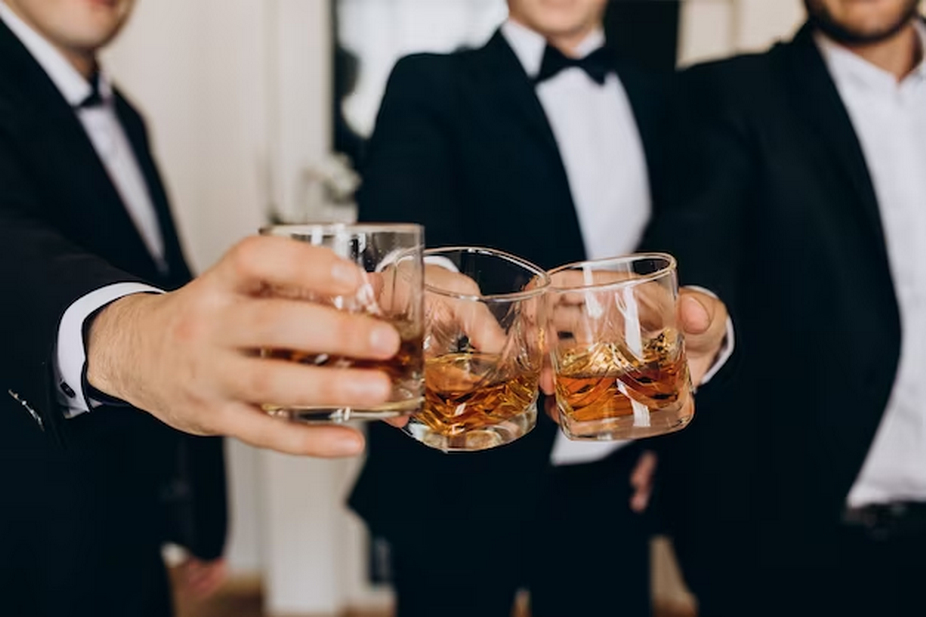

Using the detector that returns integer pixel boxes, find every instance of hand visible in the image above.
[421,264,508,354]
[629,450,658,513]
[677,287,728,388]
[86,236,404,457]
[176,557,227,600]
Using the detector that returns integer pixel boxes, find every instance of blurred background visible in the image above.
[102,1,805,615]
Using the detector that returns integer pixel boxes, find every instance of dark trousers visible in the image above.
[683,521,926,617]
[1,453,174,617]
[389,446,652,617]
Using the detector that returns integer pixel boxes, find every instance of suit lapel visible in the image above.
[782,24,889,264]
[477,32,567,174]
[115,94,192,286]
[471,31,585,262]
[0,21,163,279]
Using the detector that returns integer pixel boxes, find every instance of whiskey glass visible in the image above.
[403,247,550,452]
[547,253,694,441]
[258,223,424,423]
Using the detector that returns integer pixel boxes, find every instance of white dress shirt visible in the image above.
[502,19,733,465]
[818,26,926,508]
[0,3,165,417]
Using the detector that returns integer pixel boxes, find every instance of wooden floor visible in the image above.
[173,538,698,617]
[172,574,697,617]
[173,537,698,617]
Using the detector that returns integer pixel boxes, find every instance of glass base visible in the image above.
[559,396,694,441]
[403,404,537,452]
[263,397,422,424]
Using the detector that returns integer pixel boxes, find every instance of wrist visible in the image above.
[85,293,161,403]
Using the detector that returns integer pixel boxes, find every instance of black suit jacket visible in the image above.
[0,20,226,612]
[349,31,671,535]
[644,23,903,600]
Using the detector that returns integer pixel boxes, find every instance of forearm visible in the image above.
[85,292,163,406]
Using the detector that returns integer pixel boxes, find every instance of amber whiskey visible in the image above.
[555,330,693,439]
[417,352,539,437]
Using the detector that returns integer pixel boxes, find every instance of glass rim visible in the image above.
[423,246,551,302]
[259,222,424,236]
[547,252,677,292]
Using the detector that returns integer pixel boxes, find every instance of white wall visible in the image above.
[679,0,804,66]
[104,0,270,274]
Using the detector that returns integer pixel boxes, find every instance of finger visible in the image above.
[424,265,481,297]
[629,451,658,513]
[630,488,651,514]
[549,304,593,333]
[224,298,400,360]
[424,268,507,352]
[630,451,658,489]
[224,357,393,410]
[383,416,410,428]
[218,236,364,297]
[458,302,507,353]
[540,366,555,396]
[225,403,366,457]
[425,297,507,354]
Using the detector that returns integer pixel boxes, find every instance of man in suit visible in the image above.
[648,0,926,615]
[0,0,405,614]
[348,1,730,615]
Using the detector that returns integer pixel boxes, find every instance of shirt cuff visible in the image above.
[54,282,165,419]
[683,285,735,387]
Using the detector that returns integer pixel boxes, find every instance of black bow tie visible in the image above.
[77,72,104,109]
[535,44,612,86]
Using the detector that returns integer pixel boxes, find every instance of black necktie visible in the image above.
[535,44,612,86]
[77,71,104,109]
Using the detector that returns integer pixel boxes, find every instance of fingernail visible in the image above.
[332,260,360,287]
[683,295,710,331]
[370,324,400,356]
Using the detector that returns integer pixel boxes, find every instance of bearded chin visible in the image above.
[805,0,921,46]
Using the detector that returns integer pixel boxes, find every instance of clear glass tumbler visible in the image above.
[403,247,550,452]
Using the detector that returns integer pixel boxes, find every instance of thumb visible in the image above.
[677,288,728,358]
[679,292,712,336]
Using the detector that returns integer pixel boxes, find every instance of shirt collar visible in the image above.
[501,17,606,79]
[0,0,111,108]
[815,21,926,94]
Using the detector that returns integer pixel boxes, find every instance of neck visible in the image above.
[547,23,600,57]
[510,15,600,57]
[4,2,97,78]
[61,48,97,79]
[843,21,922,81]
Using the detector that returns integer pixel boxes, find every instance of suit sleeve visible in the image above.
[640,67,760,533]
[640,67,757,387]
[0,127,145,445]
[356,56,466,247]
